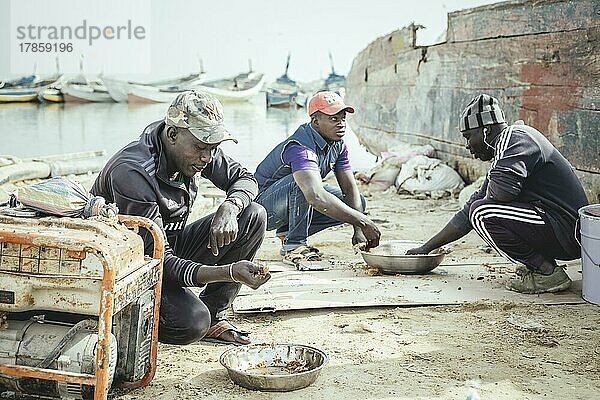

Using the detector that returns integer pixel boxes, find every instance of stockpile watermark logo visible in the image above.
[10,0,151,74]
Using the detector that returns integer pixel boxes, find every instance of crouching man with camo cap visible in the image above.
[408,94,588,294]
[92,90,270,345]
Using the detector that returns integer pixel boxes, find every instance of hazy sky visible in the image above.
[1,0,502,82]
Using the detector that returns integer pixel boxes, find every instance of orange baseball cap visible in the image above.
[308,91,355,116]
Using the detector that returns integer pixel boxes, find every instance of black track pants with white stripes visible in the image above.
[158,202,267,344]
[469,199,565,274]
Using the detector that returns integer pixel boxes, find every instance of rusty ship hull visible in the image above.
[346,0,599,201]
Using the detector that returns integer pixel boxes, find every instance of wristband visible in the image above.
[229,262,240,283]
[225,197,244,214]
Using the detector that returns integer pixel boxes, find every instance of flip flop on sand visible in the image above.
[305,245,323,256]
[279,245,323,257]
[282,245,323,265]
[203,320,250,346]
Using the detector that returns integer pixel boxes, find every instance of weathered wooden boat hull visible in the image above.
[346,0,600,200]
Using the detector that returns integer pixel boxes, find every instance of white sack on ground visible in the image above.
[356,155,404,192]
[395,155,465,198]
[356,144,436,192]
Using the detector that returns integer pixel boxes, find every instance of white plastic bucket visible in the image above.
[579,204,600,305]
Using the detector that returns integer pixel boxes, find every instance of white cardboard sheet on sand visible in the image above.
[233,260,584,314]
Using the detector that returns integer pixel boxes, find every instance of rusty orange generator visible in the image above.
[0,214,164,400]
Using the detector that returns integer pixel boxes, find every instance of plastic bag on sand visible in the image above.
[13,176,117,219]
[395,155,464,198]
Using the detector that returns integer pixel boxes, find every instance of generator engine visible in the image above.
[0,215,164,400]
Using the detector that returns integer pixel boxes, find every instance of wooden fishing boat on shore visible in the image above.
[0,75,61,103]
[39,87,63,103]
[345,0,599,199]
[265,87,307,108]
[62,79,114,103]
[0,89,39,103]
[0,75,37,89]
[133,71,208,88]
[321,53,346,98]
[198,71,265,102]
[266,54,306,108]
[129,71,265,103]
[127,84,180,103]
[103,71,208,102]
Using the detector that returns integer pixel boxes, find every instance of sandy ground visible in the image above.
[1,175,597,399]
[111,186,600,400]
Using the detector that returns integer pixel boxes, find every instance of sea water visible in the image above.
[0,98,376,172]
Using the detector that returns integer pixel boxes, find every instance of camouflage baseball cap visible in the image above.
[165,90,238,144]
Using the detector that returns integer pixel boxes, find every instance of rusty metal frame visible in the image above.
[0,215,165,400]
[116,216,164,390]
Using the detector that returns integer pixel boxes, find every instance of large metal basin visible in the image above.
[361,240,445,275]
[220,343,329,392]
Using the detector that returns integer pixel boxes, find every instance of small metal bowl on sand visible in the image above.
[361,240,445,275]
[220,343,329,392]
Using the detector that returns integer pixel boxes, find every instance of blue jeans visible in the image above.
[256,174,365,251]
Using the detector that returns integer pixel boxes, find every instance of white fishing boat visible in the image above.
[54,56,113,103]
[127,84,180,103]
[62,79,114,103]
[198,71,265,102]
[103,71,208,102]
[102,77,130,102]
[128,71,265,103]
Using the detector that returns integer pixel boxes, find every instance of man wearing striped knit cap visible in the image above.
[408,94,588,294]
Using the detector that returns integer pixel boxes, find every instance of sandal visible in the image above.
[203,320,250,346]
[279,244,323,257]
[306,245,323,256]
[282,245,323,265]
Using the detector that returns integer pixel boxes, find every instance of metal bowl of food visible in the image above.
[361,240,445,275]
[220,343,329,392]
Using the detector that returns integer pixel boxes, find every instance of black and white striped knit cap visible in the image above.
[459,94,506,132]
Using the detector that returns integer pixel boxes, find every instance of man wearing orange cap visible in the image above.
[255,91,381,264]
